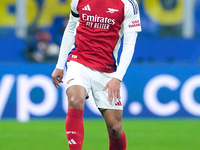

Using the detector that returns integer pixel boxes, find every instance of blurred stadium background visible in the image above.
[0,0,200,150]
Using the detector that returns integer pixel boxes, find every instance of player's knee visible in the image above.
[68,95,85,109]
[108,122,123,138]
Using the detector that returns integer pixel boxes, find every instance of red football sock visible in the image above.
[109,131,127,150]
[65,108,84,150]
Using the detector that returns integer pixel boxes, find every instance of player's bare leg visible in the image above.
[101,109,123,137]
[65,85,86,150]
[67,85,86,109]
[101,109,127,150]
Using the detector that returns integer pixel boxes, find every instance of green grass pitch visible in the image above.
[0,119,200,150]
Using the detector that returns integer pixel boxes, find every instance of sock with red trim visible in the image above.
[65,108,84,150]
[109,131,127,150]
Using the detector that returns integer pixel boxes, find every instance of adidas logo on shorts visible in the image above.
[115,100,122,106]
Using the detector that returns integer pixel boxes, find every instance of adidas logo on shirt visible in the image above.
[82,4,91,11]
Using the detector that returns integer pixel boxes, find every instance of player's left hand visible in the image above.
[103,78,121,104]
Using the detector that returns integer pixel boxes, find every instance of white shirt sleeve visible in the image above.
[70,0,79,14]
[56,13,79,69]
[113,32,138,81]
[123,0,142,33]
[113,0,141,81]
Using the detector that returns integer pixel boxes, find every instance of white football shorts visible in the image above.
[65,61,123,110]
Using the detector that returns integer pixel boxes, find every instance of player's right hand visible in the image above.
[51,68,64,89]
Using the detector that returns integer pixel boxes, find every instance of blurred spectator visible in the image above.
[23,31,59,62]
[32,31,59,62]
[21,0,60,62]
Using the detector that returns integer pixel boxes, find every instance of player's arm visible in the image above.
[113,32,138,81]
[113,0,141,81]
[104,0,141,103]
[52,1,79,88]
[104,32,138,104]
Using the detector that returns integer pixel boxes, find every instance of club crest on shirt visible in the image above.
[106,8,118,13]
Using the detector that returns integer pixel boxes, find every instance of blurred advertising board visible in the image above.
[0,64,200,122]
[138,0,199,37]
